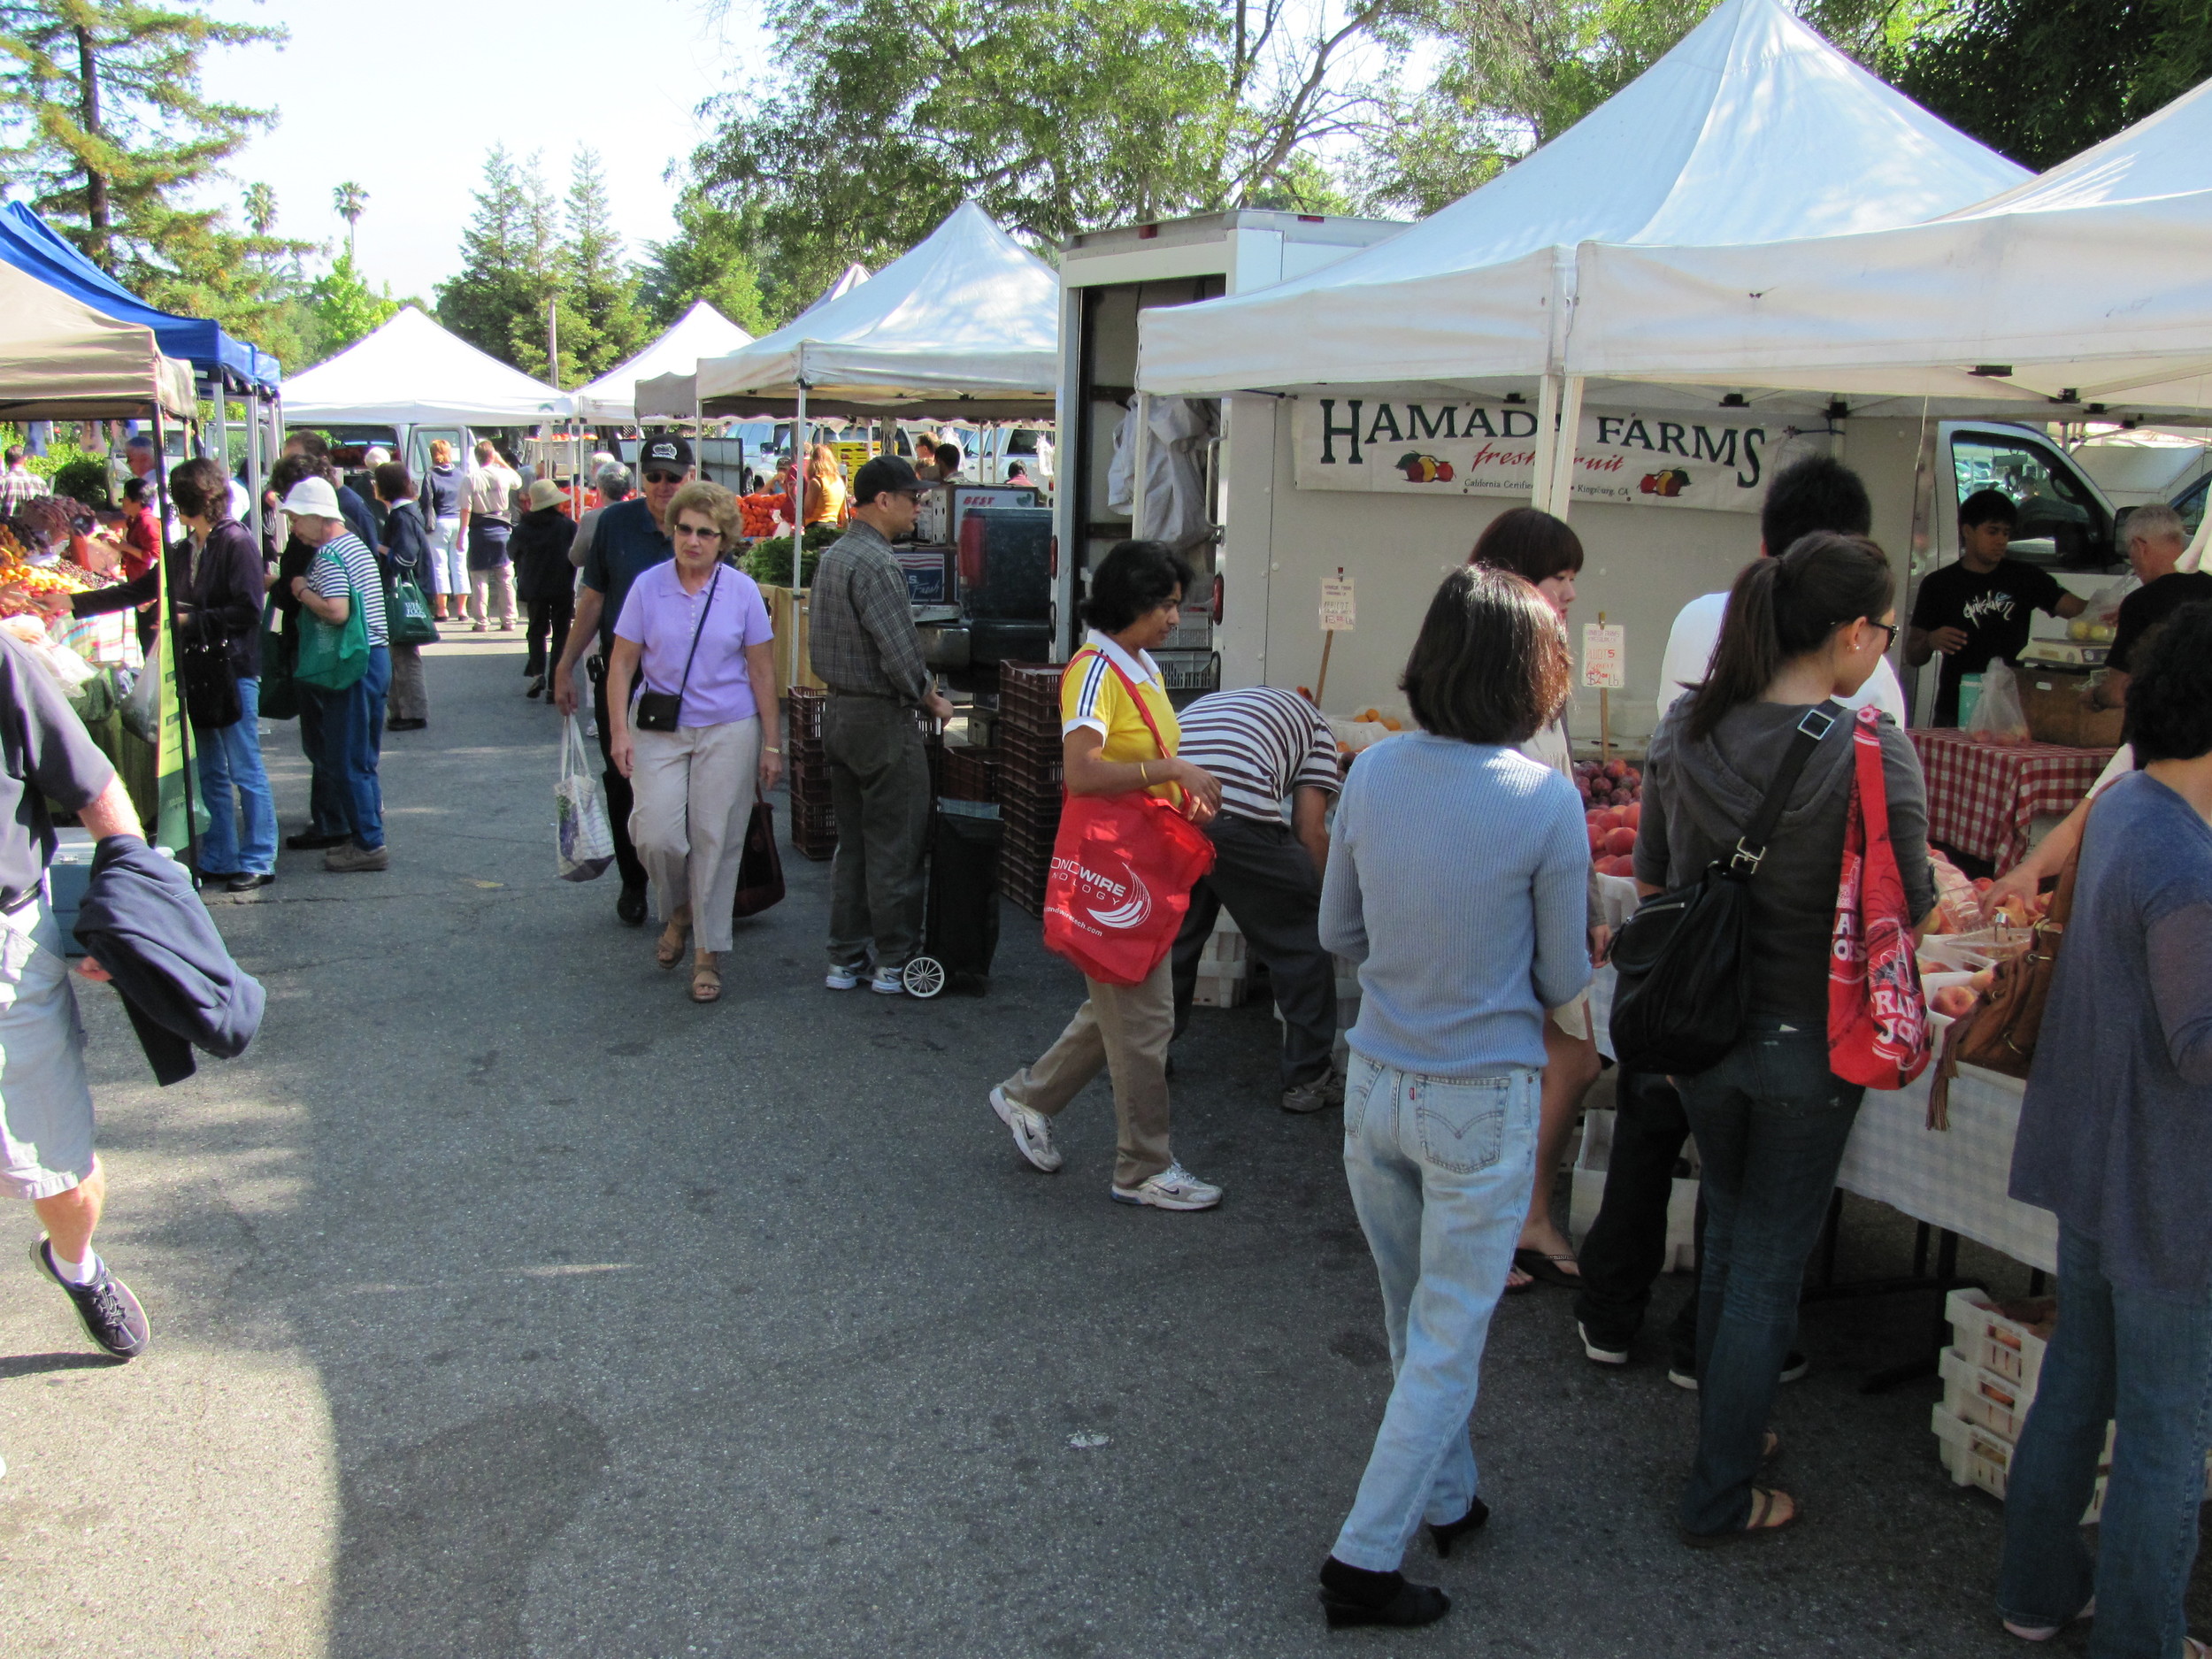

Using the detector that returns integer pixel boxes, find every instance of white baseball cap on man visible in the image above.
[280,477,343,520]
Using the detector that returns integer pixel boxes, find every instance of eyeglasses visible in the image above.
[642,470,683,485]
[1869,620,1899,650]
[672,523,720,541]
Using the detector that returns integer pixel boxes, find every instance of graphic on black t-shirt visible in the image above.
[1910,557,2066,725]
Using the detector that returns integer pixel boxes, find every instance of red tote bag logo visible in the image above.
[1829,705,1931,1089]
[1041,654,1216,987]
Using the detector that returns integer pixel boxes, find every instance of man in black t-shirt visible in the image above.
[2093,502,2212,715]
[1907,490,2085,725]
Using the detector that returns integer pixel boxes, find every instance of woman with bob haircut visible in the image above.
[1468,506,1604,1293]
[1310,565,1591,1630]
[988,540,1227,1211]
[1998,598,2212,1658]
[1638,531,1931,1546]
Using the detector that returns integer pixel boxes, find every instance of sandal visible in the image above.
[1679,1486,1797,1548]
[690,953,721,1003]
[1511,1247,1582,1288]
[1504,1263,1536,1294]
[1762,1430,1781,1463]
[656,907,691,968]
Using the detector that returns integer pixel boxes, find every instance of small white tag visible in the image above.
[1777,1023,1797,1033]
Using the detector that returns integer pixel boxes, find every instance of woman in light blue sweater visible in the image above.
[1312,566,1592,1629]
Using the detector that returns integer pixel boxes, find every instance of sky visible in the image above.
[196,0,768,303]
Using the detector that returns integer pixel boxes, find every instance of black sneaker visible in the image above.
[284,830,348,851]
[615,883,649,926]
[30,1238,149,1360]
[1668,1352,1809,1391]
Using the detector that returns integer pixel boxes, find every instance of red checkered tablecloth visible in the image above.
[1909,727,2116,873]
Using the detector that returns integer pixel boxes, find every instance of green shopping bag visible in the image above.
[294,551,370,691]
[388,576,439,646]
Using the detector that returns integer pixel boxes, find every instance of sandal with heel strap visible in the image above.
[690,953,721,1004]
[1679,1486,1797,1548]
[656,907,691,969]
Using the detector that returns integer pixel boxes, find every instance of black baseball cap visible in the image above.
[853,452,922,503]
[640,434,695,474]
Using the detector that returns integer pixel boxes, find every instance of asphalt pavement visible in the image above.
[0,634,2197,1657]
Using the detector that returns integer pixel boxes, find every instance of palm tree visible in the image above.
[333,180,368,257]
[244,182,277,237]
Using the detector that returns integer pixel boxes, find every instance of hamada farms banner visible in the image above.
[1293,396,1778,513]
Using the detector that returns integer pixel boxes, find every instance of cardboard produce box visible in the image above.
[2016,665,2124,749]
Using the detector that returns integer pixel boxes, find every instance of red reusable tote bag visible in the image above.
[1829,704,1931,1089]
[1042,654,1216,987]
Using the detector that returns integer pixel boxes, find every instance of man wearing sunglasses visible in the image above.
[555,434,695,926]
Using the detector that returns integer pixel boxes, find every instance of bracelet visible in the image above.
[764,746,781,754]
[1139,762,1149,786]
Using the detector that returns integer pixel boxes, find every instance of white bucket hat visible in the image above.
[280,477,342,520]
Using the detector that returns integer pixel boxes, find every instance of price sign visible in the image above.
[1582,622,1625,689]
[1320,576,1356,633]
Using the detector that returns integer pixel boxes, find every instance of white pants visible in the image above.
[429,517,465,595]
[628,717,762,953]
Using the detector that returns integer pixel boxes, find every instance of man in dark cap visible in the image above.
[811,453,953,994]
[554,434,694,925]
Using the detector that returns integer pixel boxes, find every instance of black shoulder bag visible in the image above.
[634,569,718,733]
[1608,702,1839,1075]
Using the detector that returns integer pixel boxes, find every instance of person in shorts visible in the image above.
[0,629,153,1358]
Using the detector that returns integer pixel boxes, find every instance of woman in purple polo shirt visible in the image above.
[606,482,783,1003]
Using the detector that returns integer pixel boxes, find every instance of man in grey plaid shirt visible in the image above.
[0,447,50,515]
[810,453,955,995]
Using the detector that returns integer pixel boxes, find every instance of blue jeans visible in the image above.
[321,645,390,849]
[1998,1225,2212,1657]
[296,687,349,837]
[1331,1052,1540,1571]
[1677,1016,1864,1536]
[195,677,275,876]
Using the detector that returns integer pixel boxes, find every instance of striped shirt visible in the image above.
[0,466,50,514]
[1173,687,1340,824]
[309,532,390,646]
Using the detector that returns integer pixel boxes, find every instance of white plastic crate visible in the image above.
[1566,1107,1697,1271]
[1939,1347,2034,1443]
[1947,1288,2052,1394]
[1931,1405,2106,1522]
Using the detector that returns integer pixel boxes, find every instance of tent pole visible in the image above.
[792,364,808,693]
[212,380,228,480]
[1131,394,1152,539]
[244,390,265,545]
[1531,373,1562,514]
[148,403,199,870]
[1548,375,1585,522]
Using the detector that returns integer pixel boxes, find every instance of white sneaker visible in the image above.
[870,964,906,996]
[1578,1321,1629,1366]
[1110,1162,1222,1211]
[825,959,866,991]
[990,1086,1062,1172]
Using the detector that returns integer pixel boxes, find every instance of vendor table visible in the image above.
[1909,727,2115,873]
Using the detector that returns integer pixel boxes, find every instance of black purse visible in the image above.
[178,614,242,729]
[634,570,718,733]
[1608,703,1838,1075]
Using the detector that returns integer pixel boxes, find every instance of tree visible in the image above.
[637,190,773,335]
[309,247,400,360]
[686,0,1410,315]
[435,145,557,373]
[557,147,647,384]
[243,180,275,236]
[333,179,366,257]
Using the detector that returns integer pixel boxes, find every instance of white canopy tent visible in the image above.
[280,305,571,426]
[570,302,753,425]
[1566,74,2212,419]
[1133,0,2029,506]
[627,270,872,421]
[692,202,1058,420]
[0,259,192,420]
[802,263,871,316]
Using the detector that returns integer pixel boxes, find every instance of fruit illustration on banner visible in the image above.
[1394,452,1455,483]
[1639,468,1692,497]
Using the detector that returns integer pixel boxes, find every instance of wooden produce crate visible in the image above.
[2016,665,2124,749]
[759,586,826,702]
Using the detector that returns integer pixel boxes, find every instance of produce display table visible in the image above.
[1909,727,2115,874]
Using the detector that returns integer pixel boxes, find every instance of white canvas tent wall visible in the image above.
[694,202,1057,419]
[1567,74,2212,419]
[1136,0,2027,413]
[0,259,191,420]
[571,302,754,425]
[280,305,571,426]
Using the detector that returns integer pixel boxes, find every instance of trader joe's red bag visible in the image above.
[1829,705,1931,1088]
[1041,656,1215,986]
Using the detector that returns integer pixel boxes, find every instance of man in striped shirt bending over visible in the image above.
[1170,686,1343,1112]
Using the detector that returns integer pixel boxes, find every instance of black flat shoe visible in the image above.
[615,884,649,926]
[225,872,276,894]
[1317,1558,1450,1629]
[387,717,427,731]
[190,867,242,884]
[1427,1495,1489,1558]
[285,830,348,851]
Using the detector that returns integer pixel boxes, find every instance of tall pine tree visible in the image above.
[557,148,646,385]
[0,0,308,356]
[436,146,549,372]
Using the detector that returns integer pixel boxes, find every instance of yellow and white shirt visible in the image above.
[1063,630,1180,802]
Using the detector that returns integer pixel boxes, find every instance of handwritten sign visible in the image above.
[1320,577,1356,633]
[1582,623,1625,689]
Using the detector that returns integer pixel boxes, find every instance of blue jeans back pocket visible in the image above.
[1342,1052,1384,1136]
[1410,1074,1509,1174]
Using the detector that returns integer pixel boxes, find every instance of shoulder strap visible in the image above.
[1727,702,1839,877]
[1101,657,1173,759]
[672,568,720,699]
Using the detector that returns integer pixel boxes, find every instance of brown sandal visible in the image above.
[1680,1486,1797,1548]
[656,907,691,968]
[690,952,721,1003]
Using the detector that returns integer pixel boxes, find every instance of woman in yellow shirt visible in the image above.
[989,541,1226,1210]
[803,443,848,527]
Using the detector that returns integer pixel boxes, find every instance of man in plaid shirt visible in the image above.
[0,447,50,515]
[809,453,954,995]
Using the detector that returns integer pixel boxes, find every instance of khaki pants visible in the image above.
[823,695,930,968]
[1001,956,1174,1190]
[627,717,761,953]
[470,562,516,625]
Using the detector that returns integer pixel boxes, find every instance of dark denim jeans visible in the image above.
[321,645,390,850]
[1998,1224,2212,1657]
[1676,1016,1863,1536]
[1572,1067,1701,1363]
[195,676,276,876]
[296,686,349,838]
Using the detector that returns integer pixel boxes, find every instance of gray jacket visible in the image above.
[1634,698,1935,1022]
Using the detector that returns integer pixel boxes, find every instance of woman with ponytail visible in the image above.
[1635,533,1935,1545]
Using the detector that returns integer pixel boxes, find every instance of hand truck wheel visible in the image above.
[902,956,948,999]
